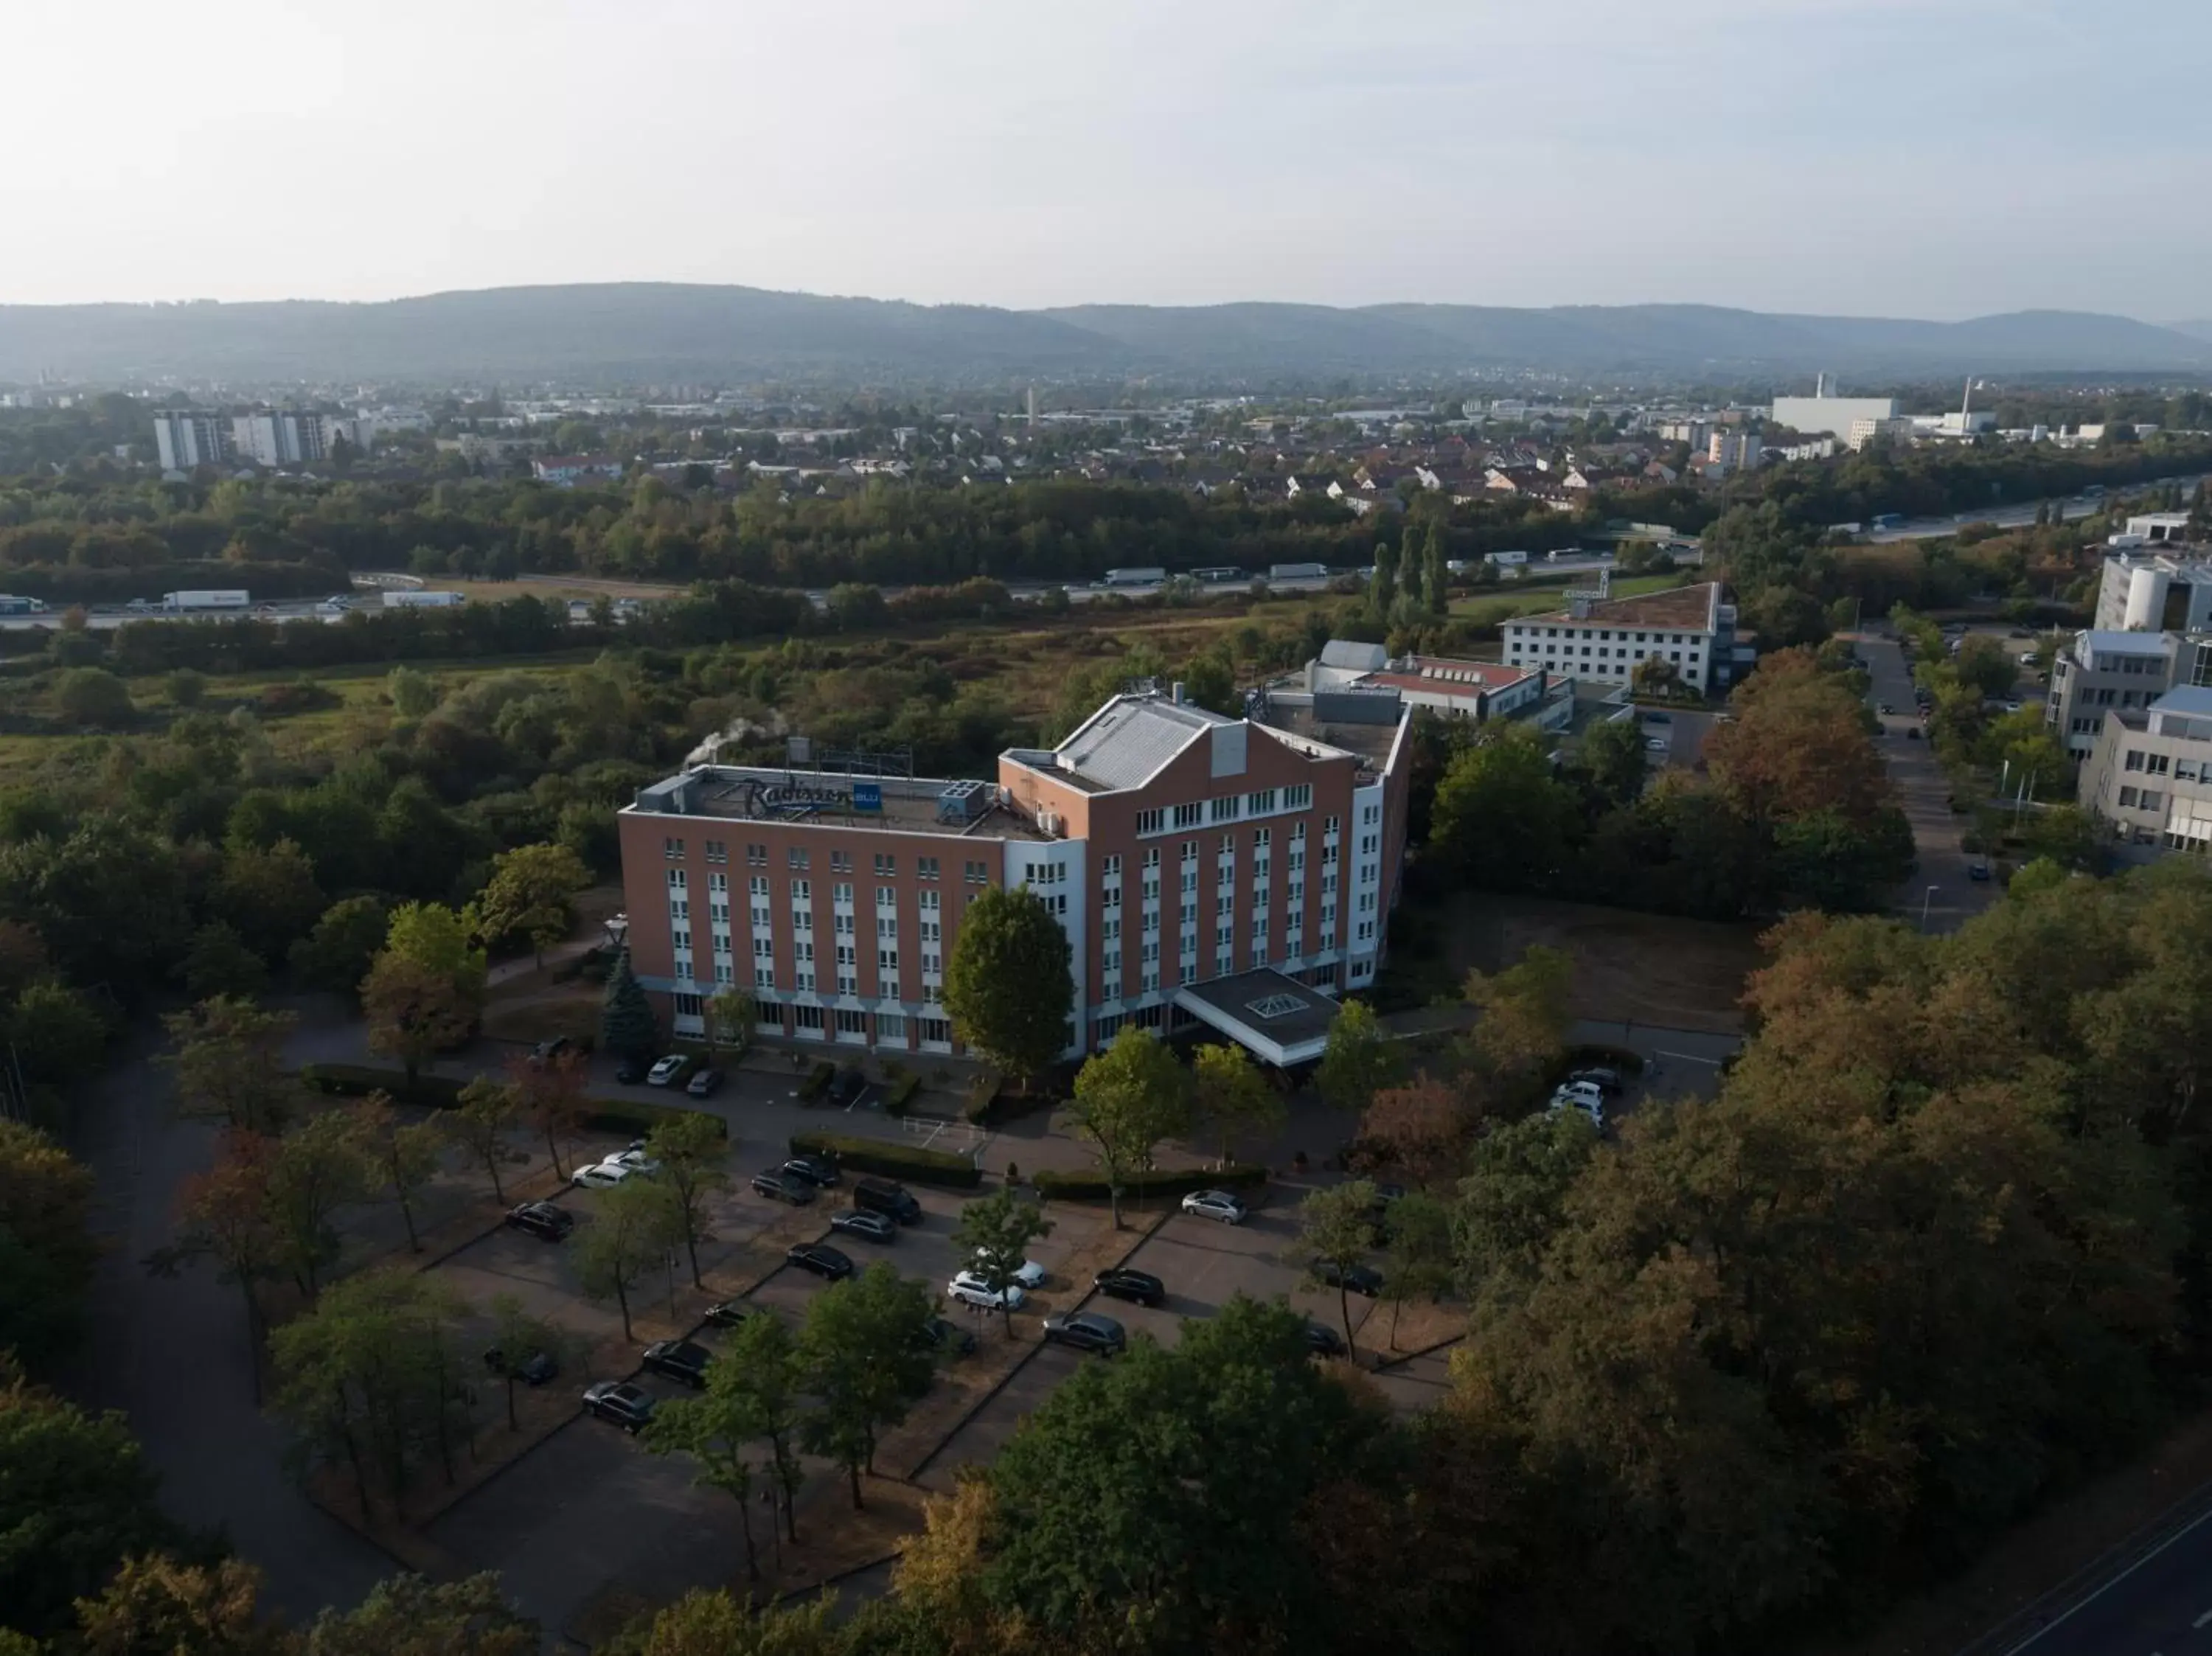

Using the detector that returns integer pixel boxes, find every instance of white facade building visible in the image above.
[1770,394,1899,437]
[1500,581,1731,692]
[151,412,230,471]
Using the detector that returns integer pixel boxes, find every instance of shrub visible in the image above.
[1031,1164,1270,1202]
[799,1060,835,1102]
[582,1098,726,1141]
[787,1130,981,1189]
[884,1071,922,1119]
[299,1063,467,1109]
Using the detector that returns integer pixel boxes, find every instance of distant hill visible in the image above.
[0,282,2205,386]
[2168,320,2212,344]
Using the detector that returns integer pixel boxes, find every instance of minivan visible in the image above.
[852,1177,922,1224]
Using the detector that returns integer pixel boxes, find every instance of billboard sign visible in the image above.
[851,781,883,813]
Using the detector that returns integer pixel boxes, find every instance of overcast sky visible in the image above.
[7,0,2205,320]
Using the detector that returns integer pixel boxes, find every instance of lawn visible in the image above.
[1449,571,1690,621]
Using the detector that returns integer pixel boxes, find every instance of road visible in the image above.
[1865,475,2205,544]
[1851,633,2003,934]
[1970,1486,2212,1656]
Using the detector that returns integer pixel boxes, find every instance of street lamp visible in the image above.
[1920,885,1938,930]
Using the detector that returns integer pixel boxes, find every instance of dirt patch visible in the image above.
[1440,893,1761,1034]
[1806,1407,2212,1656]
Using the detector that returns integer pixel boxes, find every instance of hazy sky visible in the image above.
[8,0,2206,319]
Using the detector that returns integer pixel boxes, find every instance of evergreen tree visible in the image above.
[1370,538,1397,617]
[1424,521,1450,618]
[600,950,658,1060]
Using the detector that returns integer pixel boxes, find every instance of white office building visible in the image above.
[231,412,328,467]
[1770,394,1899,438]
[1500,580,1732,692]
[151,412,230,471]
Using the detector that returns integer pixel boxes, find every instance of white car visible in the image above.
[1551,1081,1604,1110]
[946,1271,1026,1311]
[606,1148,662,1177]
[971,1252,1046,1289]
[1549,1086,1605,1128]
[1181,1189,1248,1225]
[571,1161,636,1189]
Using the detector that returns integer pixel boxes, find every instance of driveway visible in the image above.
[1851,632,2002,934]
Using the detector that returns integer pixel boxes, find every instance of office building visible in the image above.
[616,683,1411,1062]
[2045,630,2181,756]
[231,411,327,467]
[151,411,231,471]
[1499,580,1733,692]
[1770,392,1899,437]
[2093,550,2212,634]
[2079,686,2212,852]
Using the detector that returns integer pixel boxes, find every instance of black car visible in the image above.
[1314,1259,1385,1298]
[1092,1267,1165,1307]
[703,1300,753,1329]
[752,1169,816,1205]
[529,1036,574,1066]
[1304,1321,1347,1357]
[783,1152,841,1188]
[1042,1311,1127,1355]
[484,1346,557,1385]
[1568,1066,1624,1096]
[830,1209,897,1244]
[613,1057,647,1085]
[641,1339,713,1388]
[787,1242,855,1281]
[827,1067,867,1107]
[852,1177,922,1224]
[582,1380,656,1433]
[921,1315,977,1357]
[685,1067,724,1098]
[505,1200,576,1242]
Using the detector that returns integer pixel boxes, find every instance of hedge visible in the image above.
[1031,1163,1270,1202]
[885,1071,922,1119]
[799,1060,835,1102]
[295,1064,726,1140]
[788,1130,981,1189]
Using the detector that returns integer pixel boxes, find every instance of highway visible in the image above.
[1865,474,2205,543]
[1966,1484,2212,1656]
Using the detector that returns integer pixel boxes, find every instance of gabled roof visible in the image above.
[1051,693,1234,792]
[1318,639,1388,672]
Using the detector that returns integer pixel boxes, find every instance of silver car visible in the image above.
[1181,1189,1248,1225]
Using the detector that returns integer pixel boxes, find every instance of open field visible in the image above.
[1449,570,1690,620]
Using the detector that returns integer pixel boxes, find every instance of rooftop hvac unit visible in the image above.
[937,779,990,823]
[1037,808,1060,836]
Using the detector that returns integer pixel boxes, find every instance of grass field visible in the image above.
[1449,571,1689,620]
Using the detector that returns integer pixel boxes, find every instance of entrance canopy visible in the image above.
[1172,967,1342,1067]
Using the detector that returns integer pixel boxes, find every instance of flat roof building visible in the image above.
[616,683,1411,1062]
[2094,550,2212,634]
[1498,580,1733,693]
[2080,686,2212,853]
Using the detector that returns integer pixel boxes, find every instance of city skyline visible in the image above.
[7,0,2207,322]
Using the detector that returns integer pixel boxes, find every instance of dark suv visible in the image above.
[1092,1267,1165,1307]
[751,1169,815,1205]
[505,1201,575,1242]
[1042,1312,1127,1355]
[783,1152,841,1188]
[641,1339,713,1388]
[852,1177,922,1224]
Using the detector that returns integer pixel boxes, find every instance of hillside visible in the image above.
[1,282,2206,386]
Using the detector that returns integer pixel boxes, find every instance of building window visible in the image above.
[2142,790,2166,811]
[2119,786,2140,807]
[874,852,897,875]
[1246,788,1279,815]
[835,1008,868,1038]
[1210,796,1241,823]
[747,843,768,866]
[964,860,988,884]
[793,1004,824,1032]
[675,992,703,1017]
[877,1013,906,1042]
[787,846,810,870]
[830,849,852,873]
[833,883,854,905]
[1172,801,1203,828]
[2147,753,2171,776]
[878,948,899,973]
[1135,807,1164,835]
[877,886,897,906]
[919,856,939,880]
[664,836,686,860]
[1285,784,1312,810]
[919,1016,951,1046]
[790,879,811,903]
[704,840,727,864]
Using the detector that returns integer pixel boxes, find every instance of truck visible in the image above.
[162,590,251,611]
[1097,567,1167,588]
[1189,566,1242,583]
[0,596,49,616]
[381,589,465,609]
[1267,561,1329,581]
[1484,549,1530,568]
[1870,512,1906,531]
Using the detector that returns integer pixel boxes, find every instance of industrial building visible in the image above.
[616,682,1411,1064]
[1769,385,1899,439]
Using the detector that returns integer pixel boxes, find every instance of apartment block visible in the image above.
[232,411,328,467]
[2079,686,2212,852]
[151,411,232,471]
[616,685,1411,1064]
[1499,580,1732,693]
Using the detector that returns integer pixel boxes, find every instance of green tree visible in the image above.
[475,843,591,967]
[1315,998,1402,1116]
[215,838,326,964]
[647,1309,810,1564]
[1576,718,1649,810]
[482,1294,569,1433]
[1461,944,1574,1093]
[54,667,133,728]
[1068,1028,1192,1228]
[1379,1189,1453,1346]
[181,922,268,1000]
[361,953,475,1088]
[386,666,440,720]
[1450,1104,1598,1303]
[352,1091,445,1254]
[71,1554,287,1656]
[600,951,659,1062]
[165,667,209,708]
[798,1263,937,1508]
[0,1121,97,1372]
[446,1076,520,1202]
[3,976,110,1090]
[1427,724,1579,891]
[300,1573,535,1656]
[942,886,1073,1088]
[597,1590,841,1656]
[703,984,758,1063]
[949,1186,1054,1340]
[0,1363,175,1641]
[574,1175,680,1342]
[1189,1041,1283,1167]
[1422,520,1449,618]
[288,895,391,1000]
[265,1107,375,1297]
[161,997,297,1135]
[1292,1179,1379,1356]
[1370,539,1399,617]
[381,902,487,1001]
[645,1110,731,1287]
[509,1049,589,1179]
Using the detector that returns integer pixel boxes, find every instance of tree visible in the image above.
[0,1121,97,1374]
[353,1091,445,1253]
[949,1186,1053,1340]
[1379,1189,1453,1346]
[215,838,326,964]
[600,951,658,1062]
[1427,724,1580,891]
[1576,717,1649,809]
[1422,520,1450,617]
[1357,1075,1468,1187]
[509,1049,588,1179]
[1067,1028,1191,1228]
[1450,1104,1598,1302]
[3,976,109,1090]
[1461,944,1574,1093]
[54,667,133,728]
[476,843,590,967]
[1315,998,1402,1116]
[387,666,439,720]
[704,984,758,1063]
[301,1573,535,1656]
[446,1076,520,1202]
[1292,1179,1380,1357]
[361,953,476,1088]
[0,1364,175,1641]
[288,895,392,1000]
[598,1591,841,1656]
[72,1554,287,1656]
[482,1294,568,1433]
[380,901,488,995]
[798,1264,937,1508]
[574,1176,680,1342]
[647,1309,810,1567]
[265,1108,375,1297]
[646,1111,731,1287]
[1370,539,1398,617]
[1189,1042,1282,1168]
[161,998,298,1135]
[942,886,1073,1088]
[169,1132,285,1392]
[181,922,268,1001]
